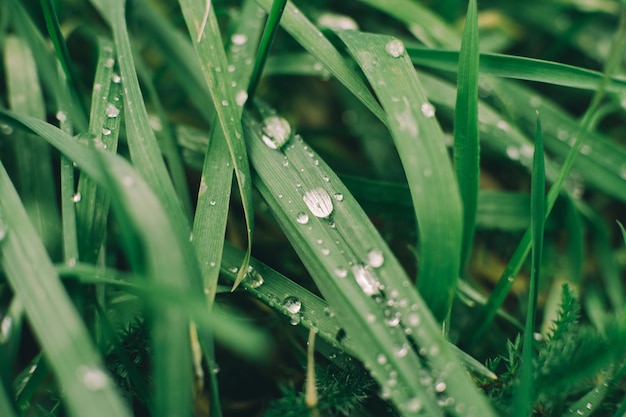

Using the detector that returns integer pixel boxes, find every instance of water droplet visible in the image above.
[72,193,82,203]
[209,200,216,206]
[321,248,330,255]
[231,33,248,45]
[104,57,114,68]
[385,310,401,327]
[56,110,67,122]
[198,178,208,195]
[0,316,12,343]
[367,249,384,268]
[303,187,334,218]
[394,344,409,358]
[105,103,120,118]
[385,39,405,58]
[579,144,592,155]
[235,90,248,107]
[506,146,520,160]
[323,306,335,317]
[78,366,108,391]
[421,102,435,118]
[102,128,112,136]
[407,313,420,327]
[296,212,309,224]
[435,381,447,393]
[497,120,510,131]
[351,264,380,296]
[229,266,239,274]
[333,192,344,201]
[405,397,422,413]
[585,402,592,410]
[290,314,301,325]
[282,296,302,314]
[243,266,264,288]
[317,12,359,31]
[334,267,348,278]
[261,116,291,149]
[111,73,121,83]
[376,353,387,365]
[0,123,14,135]
[221,100,229,106]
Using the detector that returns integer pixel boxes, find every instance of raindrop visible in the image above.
[229,266,239,274]
[105,103,120,118]
[407,313,421,327]
[321,248,330,255]
[78,366,108,391]
[367,249,384,268]
[435,381,447,393]
[67,257,77,267]
[261,116,291,149]
[333,192,344,201]
[221,99,229,107]
[0,316,12,343]
[334,267,348,278]
[102,128,112,136]
[421,102,435,118]
[579,144,592,155]
[317,13,359,31]
[506,146,520,160]
[385,39,405,58]
[243,266,264,288]
[303,187,334,218]
[376,353,387,365]
[231,33,248,45]
[111,73,121,83]
[296,212,309,224]
[104,57,115,68]
[405,397,422,413]
[0,124,13,135]
[56,110,67,122]
[282,296,302,314]
[198,179,208,195]
[585,403,592,410]
[323,306,335,318]
[72,193,82,203]
[235,90,248,107]
[209,200,216,206]
[385,310,401,327]
[351,264,380,296]
[394,344,409,358]
[497,120,510,131]
[290,315,301,325]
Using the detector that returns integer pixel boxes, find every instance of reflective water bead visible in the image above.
[231,33,248,45]
[435,381,447,393]
[78,366,108,391]
[334,267,348,278]
[111,73,121,83]
[72,193,82,203]
[282,296,302,314]
[376,353,387,365]
[106,103,120,118]
[303,187,334,218]
[421,102,435,118]
[56,110,67,122]
[261,116,291,149]
[296,212,309,224]
[506,146,520,160]
[333,192,344,201]
[367,249,384,268]
[235,90,248,106]
[243,266,264,288]
[351,264,380,296]
[385,39,405,58]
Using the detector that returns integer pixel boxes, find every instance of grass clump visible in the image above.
[1,0,626,416]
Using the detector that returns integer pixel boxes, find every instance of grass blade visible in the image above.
[454,0,480,272]
[0,161,132,417]
[513,115,545,417]
[338,30,463,322]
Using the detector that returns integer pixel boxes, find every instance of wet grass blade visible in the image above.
[0,160,132,417]
[454,0,479,272]
[178,0,254,288]
[513,116,545,417]
[338,30,462,322]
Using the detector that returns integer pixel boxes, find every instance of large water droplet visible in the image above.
[367,249,384,268]
[111,73,121,83]
[303,187,334,218]
[296,212,309,224]
[421,102,435,118]
[243,266,264,288]
[261,116,291,149]
[78,366,108,391]
[435,381,447,393]
[351,264,380,296]
[235,90,248,107]
[282,295,302,314]
[106,103,120,118]
[385,39,405,58]
[56,110,67,122]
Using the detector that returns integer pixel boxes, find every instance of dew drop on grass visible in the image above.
[282,296,302,314]
[296,212,309,224]
[317,12,359,31]
[394,344,409,358]
[78,366,108,391]
[367,249,384,268]
[334,267,348,278]
[209,200,216,206]
[435,381,447,393]
[105,103,120,118]
[261,116,291,149]
[506,146,520,160]
[102,128,112,136]
[111,73,121,83]
[231,33,248,45]
[385,39,405,58]
[243,266,264,288]
[235,90,248,107]
[72,193,82,203]
[376,353,387,365]
[333,192,344,201]
[56,110,67,122]
[421,102,435,118]
[497,120,510,131]
[351,264,380,296]
[303,187,334,218]
[0,316,12,342]
[405,397,422,413]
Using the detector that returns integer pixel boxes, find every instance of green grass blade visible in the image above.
[178,0,255,288]
[246,0,287,99]
[253,0,386,123]
[513,115,545,417]
[4,35,60,257]
[408,47,626,95]
[0,161,132,417]
[338,30,463,322]
[454,0,480,272]
[0,381,17,417]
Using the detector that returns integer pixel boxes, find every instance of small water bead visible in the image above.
[221,100,229,107]
[351,264,380,296]
[78,366,108,391]
[231,33,248,46]
[72,193,82,203]
[376,353,387,365]
[506,146,520,160]
[321,248,330,256]
[282,296,302,314]
[111,73,121,83]
[385,311,401,327]
[102,127,112,136]
[104,57,115,68]
[303,187,334,218]
[323,306,335,318]
[209,200,216,206]
[496,120,510,131]
[56,110,67,122]
[367,249,384,268]
[0,316,12,342]
[235,90,248,107]
[333,193,344,202]
[385,39,405,58]
[317,12,359,31]
[229,266,239,274]
[243,266,264,288]
[435,381,447,393]
[405,397,422,413]
[0,123,14,135]
[296,212,309,224]
[334,267,348,278]
[122,176,134,187]
[407,313,421,327]
[106,103,120,118]
[586,402,592,410]
[261,116,291,149]
[420,102,436,118]
[394,344,409,358]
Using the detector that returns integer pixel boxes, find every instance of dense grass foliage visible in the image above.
[1,1,625,416]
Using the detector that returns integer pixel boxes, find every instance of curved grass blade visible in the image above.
[338,30,462,322]
[454,0,480,272]
[408,47,626,95]
[253,0,386,124]
[0,161,132,417]
[178,0,254,289]
[513,115,545,417]
[245,107,497,417]
[0,110,202,417]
